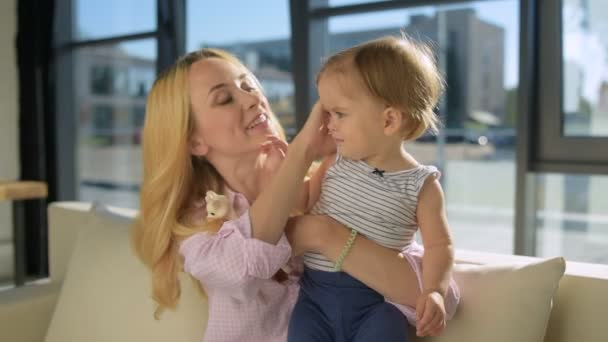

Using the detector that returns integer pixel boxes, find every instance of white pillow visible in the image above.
[45,203,208,342]
[412,256,566,342]
[47,202,565,342]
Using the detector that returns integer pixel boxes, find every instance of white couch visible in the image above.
[1,201,607,342]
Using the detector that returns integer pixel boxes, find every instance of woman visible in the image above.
[132,48,437,342]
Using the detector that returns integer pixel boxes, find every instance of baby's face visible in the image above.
[317,70,387,161]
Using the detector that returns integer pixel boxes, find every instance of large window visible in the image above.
[75,41,155,208]
[187,0,296,139]
[524,0,608,263]
[37,0,608,275]
[322,1,519,253]
[53,0,179,212]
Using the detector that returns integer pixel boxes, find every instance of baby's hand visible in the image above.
[415,290,446,337]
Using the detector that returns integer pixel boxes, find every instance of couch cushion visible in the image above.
[47,201,566,342]
[45,203,207,342]
[0,282,61,342]
[414,256,566,342]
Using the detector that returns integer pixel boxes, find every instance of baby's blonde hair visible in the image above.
[131,48,285,319]
[318,35,444,140]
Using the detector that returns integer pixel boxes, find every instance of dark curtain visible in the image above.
[16,0,56,278]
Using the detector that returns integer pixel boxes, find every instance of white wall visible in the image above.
[0,0,17,282]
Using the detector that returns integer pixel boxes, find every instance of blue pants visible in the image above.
[288,268,408,342]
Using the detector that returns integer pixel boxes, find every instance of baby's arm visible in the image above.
[295,153,336,213]
[416,177,454,336]
[417,177,454,296]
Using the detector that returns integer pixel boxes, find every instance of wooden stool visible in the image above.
[0,181,47,286]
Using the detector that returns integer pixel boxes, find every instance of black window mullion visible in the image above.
[16,0,57,283]
[59,31,158,51]
[157,0,185,74]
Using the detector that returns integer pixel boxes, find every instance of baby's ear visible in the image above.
[382,106,405,136]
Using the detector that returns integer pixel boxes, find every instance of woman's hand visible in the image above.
[255,135,288,188]
[288,215,422,306]
[291,102,336,162]
[259,135,287,173]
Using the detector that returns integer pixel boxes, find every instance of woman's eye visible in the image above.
[242,82,257,92]
[335,112,345,118]
[217,95,233,105]
[241,77,259,92]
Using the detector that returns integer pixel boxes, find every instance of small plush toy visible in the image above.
[205,190,236,221]
[205,191,233,219]
[204,190,236,232]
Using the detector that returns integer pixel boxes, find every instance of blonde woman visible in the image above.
[132,48,428,342]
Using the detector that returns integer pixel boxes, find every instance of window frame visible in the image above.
[535,0,608,175]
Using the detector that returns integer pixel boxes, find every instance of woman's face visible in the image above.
[188,58,275,159]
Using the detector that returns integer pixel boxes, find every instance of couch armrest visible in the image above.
[48,202,93,282]
[0,282,61,342]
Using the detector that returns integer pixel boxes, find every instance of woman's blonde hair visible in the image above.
[318,35,444,140]
[131,48,285,319]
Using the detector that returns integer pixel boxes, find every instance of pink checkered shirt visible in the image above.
[179,190,459,342]
[180,191,299,342]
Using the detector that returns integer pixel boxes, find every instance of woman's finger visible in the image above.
[264,135,288,155]
[272,142,287,158]
[262,136,286,151]
[272,140,288,156]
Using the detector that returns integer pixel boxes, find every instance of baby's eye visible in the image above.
[335,112,346,118]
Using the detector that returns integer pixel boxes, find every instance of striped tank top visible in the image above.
[304,154,440,271]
